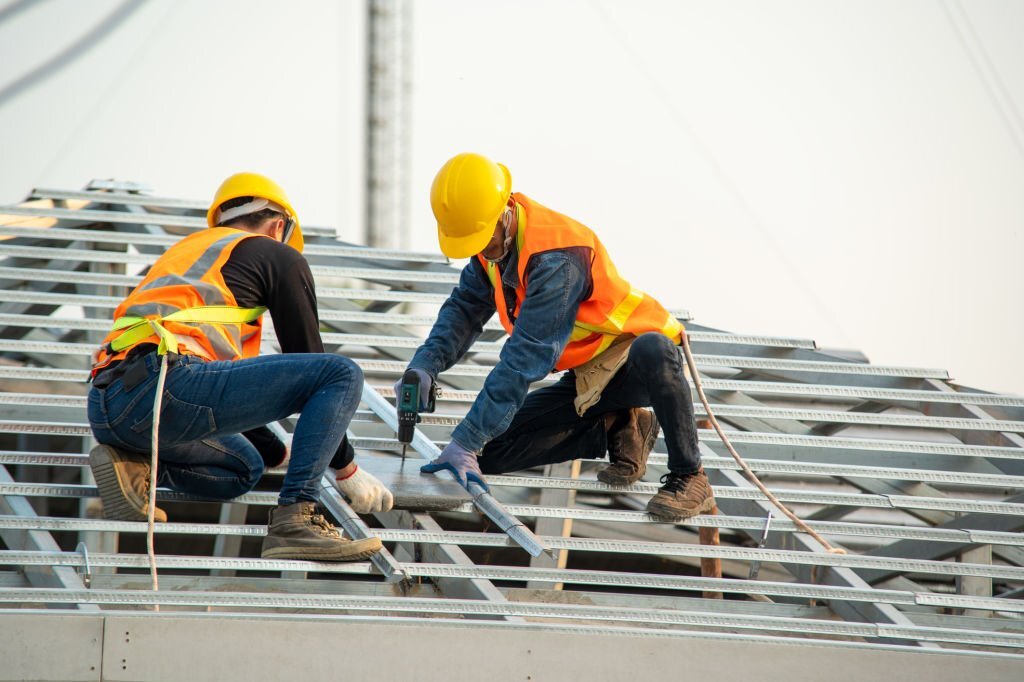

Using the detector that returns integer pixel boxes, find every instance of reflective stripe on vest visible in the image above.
[92,228,267,374]
[478,194,684,371]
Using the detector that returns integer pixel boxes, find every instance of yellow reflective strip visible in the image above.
[485,262,499,290]
[109,322,155,352]
[569,324,594,342]
[607,288,645,331]
[515,204,526,252]
[592,333,617,358]
[108,306,264,354]
[163,305,265,324]
[111,316,145,331]
[660,313,684,341]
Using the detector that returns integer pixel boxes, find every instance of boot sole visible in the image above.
[646,495,716,522]
[261,537,383,562]
[89,446,165,523]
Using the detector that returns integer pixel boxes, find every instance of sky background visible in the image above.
[1,0,1021,394]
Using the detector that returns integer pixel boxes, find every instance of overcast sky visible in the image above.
[1,0,1021,394]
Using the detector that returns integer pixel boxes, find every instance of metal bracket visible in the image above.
[748,511,773,580]
[74,542,91,588]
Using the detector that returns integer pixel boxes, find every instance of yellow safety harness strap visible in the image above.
[109,305,266,355]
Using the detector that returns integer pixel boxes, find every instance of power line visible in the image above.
[940,0,1024,164]
[0,0,147,108]
[0,0,47,26]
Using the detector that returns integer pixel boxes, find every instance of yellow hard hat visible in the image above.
[207,172,304,253]
[430,153,512,259]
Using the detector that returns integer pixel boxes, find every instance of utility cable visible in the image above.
[0,0,47,26]
[0,0,146,108]
[940,0,1024,164]
[681,332,847,555]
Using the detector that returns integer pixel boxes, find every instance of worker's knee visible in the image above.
[322,354,364,389]
[631,332,679,365]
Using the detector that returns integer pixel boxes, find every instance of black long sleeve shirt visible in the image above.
[221,236,353,469]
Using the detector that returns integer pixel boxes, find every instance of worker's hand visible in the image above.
[392,368,434,409]
[335,465,394,513]
[420,440,489,492]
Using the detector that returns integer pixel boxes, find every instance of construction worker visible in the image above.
[406,153,714,521]
[86,172,393,561]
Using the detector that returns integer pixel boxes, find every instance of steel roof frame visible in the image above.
[0,184,1022,659]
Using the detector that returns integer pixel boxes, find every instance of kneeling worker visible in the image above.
[407,153,714,520]
[87,172,392,561]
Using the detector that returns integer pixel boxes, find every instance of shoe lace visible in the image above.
[308,507,341,538]
[659,472,690,494]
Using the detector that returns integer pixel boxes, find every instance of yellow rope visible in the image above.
[680,333,847,555]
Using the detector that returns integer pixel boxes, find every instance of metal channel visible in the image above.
[2,411,1022,468]
[29,187,207,210]
[0,487,1020,580]
[691,403,1024,433]
[16,445,1024,518]
[359,384,548,557]
[701,378,1024,409]
[0,267,454,304]
[0,587,1021,649]
[341,439,1024,489]
[697,353,949,379]
[0,311,812,352]
[2,497,1021,550]
[0,224,447,263]
[317,476,407,581]
[0,244,461,284]
[3,549,1022,617]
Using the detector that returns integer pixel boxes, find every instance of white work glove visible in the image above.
[335,465,394,513]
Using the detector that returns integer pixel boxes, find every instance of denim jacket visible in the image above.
[408,246,592,452]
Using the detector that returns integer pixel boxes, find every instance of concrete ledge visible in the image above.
[2,611,1022,682]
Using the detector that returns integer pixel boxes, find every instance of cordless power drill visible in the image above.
[397,369,436,463]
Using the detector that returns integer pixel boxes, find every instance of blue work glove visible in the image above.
[420,440,489,492]
[393,368,434,409]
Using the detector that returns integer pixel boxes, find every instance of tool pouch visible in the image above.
[573,335,635,416]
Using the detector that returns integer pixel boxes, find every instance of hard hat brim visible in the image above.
[437,221,496,260]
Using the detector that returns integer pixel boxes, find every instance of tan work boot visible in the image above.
[596,408,660,486]
[88,444,167,523]
[261,501,383,562]
[646,468,716,521]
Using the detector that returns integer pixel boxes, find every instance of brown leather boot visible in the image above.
[597,408,660,486]
[261,501,383,562]
[646,468,716,521]
[89,444,167,523]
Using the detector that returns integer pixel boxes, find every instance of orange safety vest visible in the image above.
[478,193,684,371]
[91,227,268,376]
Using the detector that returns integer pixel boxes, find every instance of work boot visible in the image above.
[261,501,383,562]
[88,444,167,523]
[596,408,660,486]
[646,468,716,521]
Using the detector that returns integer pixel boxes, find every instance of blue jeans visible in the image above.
[87,352,363,506]
[478,332,701,475]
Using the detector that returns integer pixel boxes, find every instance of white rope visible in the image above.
[146,352,170,607]
[680,333,847,555]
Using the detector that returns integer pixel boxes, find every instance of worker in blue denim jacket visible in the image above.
[402,153,714,521]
